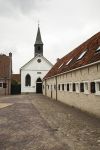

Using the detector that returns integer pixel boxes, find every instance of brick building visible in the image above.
[0,53,12,95]
[43,32,100,117]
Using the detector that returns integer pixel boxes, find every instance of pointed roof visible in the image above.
[44,32,100,79]
[20,54,53,70]
[35,26,43,45]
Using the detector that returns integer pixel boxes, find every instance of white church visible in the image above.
[20,26,53,93]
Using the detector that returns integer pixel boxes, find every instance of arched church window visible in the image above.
[25,74,31,86]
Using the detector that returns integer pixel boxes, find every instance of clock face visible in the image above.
[37,59,41,63]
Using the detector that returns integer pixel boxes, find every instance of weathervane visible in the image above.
[38,20,40,27]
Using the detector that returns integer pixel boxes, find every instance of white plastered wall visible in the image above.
[21,56,52,93]
[43,63,100,117]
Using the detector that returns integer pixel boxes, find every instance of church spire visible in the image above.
[35,25,43,45]
[34,25,43,57]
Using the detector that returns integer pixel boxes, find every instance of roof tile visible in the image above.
[44,32,100,79]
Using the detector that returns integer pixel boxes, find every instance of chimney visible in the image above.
[9,52,12,74]
[9,52,12,57]
[57,58,60,62]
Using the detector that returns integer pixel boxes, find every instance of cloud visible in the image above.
[0,0,50,17]
[0,0,100,73]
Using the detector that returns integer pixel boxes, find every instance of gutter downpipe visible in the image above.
[45,79,47,96]
[55,76,57,100]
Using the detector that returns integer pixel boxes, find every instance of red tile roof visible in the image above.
[0,54,11,79]
[44,32,100,79]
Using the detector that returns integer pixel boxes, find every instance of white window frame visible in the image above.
[64,84,67,91]
[75,82,80,93]
[77,51,86,60]
[69,82,72,92]
[66,58,72,65]
[60,84,62,91]
[96,46,100,52]
[83,81,89,94]
[94,79,100,95]
[0,82,3,88]
[58,63,63,69]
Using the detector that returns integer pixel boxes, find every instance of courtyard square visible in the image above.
[0,94,100,150]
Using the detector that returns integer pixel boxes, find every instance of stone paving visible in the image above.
[0,94,100,150]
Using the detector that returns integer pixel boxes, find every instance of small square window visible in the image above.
[0,82,3,88]
[3,83,7,88]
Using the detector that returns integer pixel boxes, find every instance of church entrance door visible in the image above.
[36,78,42,93]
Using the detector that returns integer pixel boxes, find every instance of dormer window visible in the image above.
[96,46,100,52]
[66,58,72,65]
[77,51,87,60]
[58,63,63,69]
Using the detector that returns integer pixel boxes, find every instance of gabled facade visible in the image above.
[0,53,12,95]
[43,32,100,117]
[21,26,53,93]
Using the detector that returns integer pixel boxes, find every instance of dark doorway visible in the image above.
[36,78,42,93]
[11,79,21,95]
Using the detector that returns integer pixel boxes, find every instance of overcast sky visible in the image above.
[0,0,100,73]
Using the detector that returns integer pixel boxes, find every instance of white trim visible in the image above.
[94,79,100,95]
[83,81,89,94]
[75,82,80,93]
[58,63,63,69]
[96,46,100,51]
[64,84,67,91]
[58,84,62,91]
[69,82,72,92]
[20,54,53,70]
[66,58,72,65]
[77,51,86,60]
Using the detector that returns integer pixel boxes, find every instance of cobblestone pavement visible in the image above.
[0,94,100,150]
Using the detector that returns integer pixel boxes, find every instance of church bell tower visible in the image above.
[34,25,43,57]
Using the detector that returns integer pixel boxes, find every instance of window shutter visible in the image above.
[58,84,60,90]
[73,83,76,91]
[80,83,84,92]
[62,84,64,91]
[67,84,69,91]
[3,83,7,88]
[91,82,95,93]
